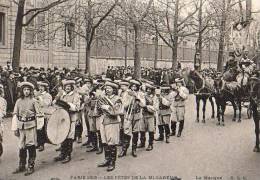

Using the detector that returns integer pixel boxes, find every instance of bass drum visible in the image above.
[45,108,71,145]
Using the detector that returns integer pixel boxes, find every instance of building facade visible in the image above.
[0,0,219,74]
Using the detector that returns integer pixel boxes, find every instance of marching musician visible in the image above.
[171,78,189,137]
[0,83,7,157]
[118,79,146,158]
[155,84,175,143]
[85,79,105,154]
[53,79,80,163]
[81,78,94,147]
[142,81,159,151]
[118,80,131,146]
[11,82,41,176]
[35,81,52,152]
[74,77,84,144]
[97,80,122,171]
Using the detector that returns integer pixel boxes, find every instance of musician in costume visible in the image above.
[118,80,131,146]
[11,82,41,176]
[81,78,94,147]
[0,84,7,157]
[142,81,159,151]
[97,80,122,171]
[54,79,80,163]
[118,79,146,158]
[155,84,175,143]
[35,82,52,152]
[171,78,189,137]
[85,79,105,154]
[74,77,84,144]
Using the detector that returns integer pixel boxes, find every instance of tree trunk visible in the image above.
[217,0,227,72]
[133,24,141,79]
[171,42,178,70]
[154,32,158,69]
[197,0,203,69]
[124,24,128,67]
[85,44,91,74]
[172,0,179,70]
[12,0,25,71]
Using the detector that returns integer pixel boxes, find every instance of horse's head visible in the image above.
[214,78,223,95]
[249,76,260,99]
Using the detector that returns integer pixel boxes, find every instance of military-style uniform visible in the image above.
[171,79,189,137]
[142,82,158,151]
[97,81,122,172]
[156,85,175,143]
[119,79,145,158]
[12,82,40,176]
[35,82,52,151]
[54,80,80,163]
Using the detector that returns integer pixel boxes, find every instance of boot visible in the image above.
[118,134,130,158]
[155,125,164,141]
[165,124,170,143]
[170,121,176,136]
[137,131,146,148]
[177,121,184,137]
[107,145,116,172]
[132,132,138,158]
[13,148,27,174]
[86,132,97,152]
[54,140,66,161]
[119,128,124,146]
[61,155,71,164]
[98,144,110,167]
[38,145,44,152]
[62,139,73,164]
[24,146,36,176]
[146,132,154,151]
[96,131,103,155]
[82,130,92,147]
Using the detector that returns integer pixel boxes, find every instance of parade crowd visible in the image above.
[0,62,190,176]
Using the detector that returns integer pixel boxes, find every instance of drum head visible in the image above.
[46,109,70,145]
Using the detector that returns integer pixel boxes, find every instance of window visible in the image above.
[183,41,187,46]
[0,12,5,46]
[25,11,35,44]
[36,13,46,46]
[64,22,75,49]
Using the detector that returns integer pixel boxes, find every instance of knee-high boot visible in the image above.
[24,145,36,176]
[62,139,73,164]
[97,143,110,167]
[165,124,170,143]
[155,125,164,141]
[170,121,177,136]
[13,148,27,174]
[146,132,154,151]
[137,131,146,148]
[107,145,117,172]
[177,120,184,137]
[54,139,67,162]
[96,131,103,154]
[118,134,130,158]
[86,132,97,152]
[132,132,138,157]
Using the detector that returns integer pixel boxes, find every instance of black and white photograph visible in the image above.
[0,0,260,179]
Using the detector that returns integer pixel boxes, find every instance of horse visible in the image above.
[249,75,260,152]
[182,68,215,123]
[213,78,242,126]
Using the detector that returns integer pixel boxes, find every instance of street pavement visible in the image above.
[0,95,260,180]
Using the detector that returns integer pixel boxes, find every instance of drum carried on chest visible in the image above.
[44,106,71,145]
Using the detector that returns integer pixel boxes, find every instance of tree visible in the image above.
[151,0,200,70]
[118,0,153,79]
[12,0,68,71]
